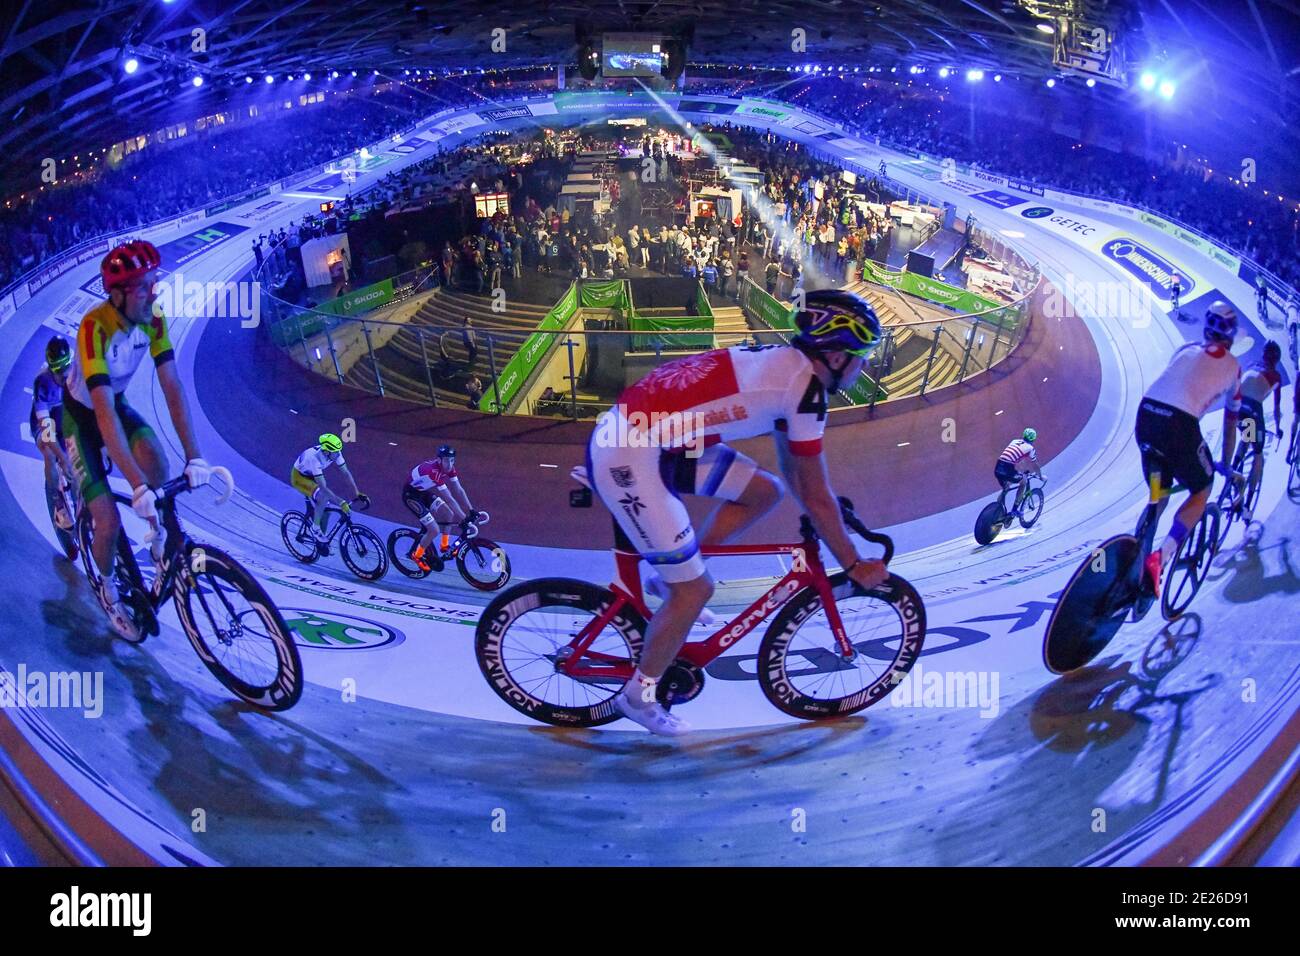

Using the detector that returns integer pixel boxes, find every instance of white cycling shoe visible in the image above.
[614,689,692,737]
[105,601,143,643]
[643,574,718,628]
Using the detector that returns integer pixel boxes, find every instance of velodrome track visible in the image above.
[0,93,1297,865]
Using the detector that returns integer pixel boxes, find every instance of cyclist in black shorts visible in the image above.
[31,336,75,529]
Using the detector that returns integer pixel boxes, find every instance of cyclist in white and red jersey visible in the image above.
[994,428,1043,507]
[401,445,482,571]
[587,288,890,736]
[1234,340,1284,520]
[1136,301,1243,594]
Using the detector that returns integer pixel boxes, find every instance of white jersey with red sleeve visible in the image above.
[1143,342,1241,418]
[612,345,828,455]
[409,458,458,491]
[1238,366,1282,404]
[998,439,1037,467]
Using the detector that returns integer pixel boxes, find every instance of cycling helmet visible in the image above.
[1022,428,1037,443]
[318,433,343,454]
[101,240,162,292]
[45,335,72,374]
[1203,301,1238,344]
[1262,340,1282,363]
[437,444,455,458]
[792,288,883,358]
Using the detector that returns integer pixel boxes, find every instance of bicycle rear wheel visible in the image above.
[757,572,926,719]
[475,578,646,727]
[280,511,319,564]
[1290,439,1300,497]
[1214,481,1239,551]
[1161,505,1219,621]
[973,501,1004,546]
[45,488,78,561]
[387,528,434,578]
[1042,535,1139,674]
[1019,488,1045,528]
[174,542,303,711]
[457,537,511,591]
[341,524,388,581]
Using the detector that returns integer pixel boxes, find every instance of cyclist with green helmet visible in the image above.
[31,336,76,532]
[995,428,1043,509]
[585,287,889,736]
[291,433,363,548]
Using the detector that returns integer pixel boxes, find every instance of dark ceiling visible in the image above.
[2,0,1298,189]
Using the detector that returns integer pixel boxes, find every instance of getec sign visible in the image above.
[1101,238,1188,300]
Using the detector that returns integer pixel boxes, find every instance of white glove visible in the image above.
[184,457,212,489]
[132,485,159,522]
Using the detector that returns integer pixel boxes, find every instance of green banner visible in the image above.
[742,281,797,332]
[578,280,628,310]
[630,314,714,351]
[272,278,397,346]
[1137,211,1242,273]
[479,282,579,412]
[860,260,1012,319]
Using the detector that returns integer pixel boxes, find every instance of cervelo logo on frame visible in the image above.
[1101,238,1191,300]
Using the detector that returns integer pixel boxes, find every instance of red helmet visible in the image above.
[101,240,162,292]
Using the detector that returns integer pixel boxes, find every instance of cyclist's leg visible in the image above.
[62,400,122,579]
[1137,400,1212,578]
[670,445,781,545]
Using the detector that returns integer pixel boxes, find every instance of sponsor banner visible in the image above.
[480,282,579,411]
[388,139,435,155]
[945,178,983,195]
[204,186,270,217]
[1020,205,1054,220]
[678,99,738,115]
[156,220,250,269]
[973,189,1026,210]
[271,277,398,345]
[24,239,111,298]
[480,105,532,122]
[1006,178,1046,197]
[861,259,1008,316]
[553,91,664,113]
[301,172,347,193]
[0,291,14,327]
[792,120,826,135]
[238,199,286,224]
[51,290,101,332]
[434,113,486,133]
[1098,236,1191,301]
[970,169,1007,188]
[1030,211,1100,238]
[527,100,558,116]
[176,209,206,228]
[1135,210,1242,273]
[735,101,790,121]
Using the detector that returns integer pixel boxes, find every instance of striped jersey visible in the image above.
[998,439,1038,467]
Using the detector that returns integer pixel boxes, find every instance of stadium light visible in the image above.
[993,74,1002,82]
[1086,77,1096,87]
[351,70,357,77]
[331,70,339,79]
[304,72,312,80]
[244,75,253,84]
[124,57,139,75]
[265,74,274,84]
[966,69,984,81]
[1139,71,1157,90]
[1045,78,1056,88]
[192,75,203,88]
[1036,23,1054,34]
[938,67,950,78]
[1158,80,1176,98]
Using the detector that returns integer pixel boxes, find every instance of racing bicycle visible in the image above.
[77,468,303,711]
[281,494,388,581]
[974,474,1046,546]
[387,511,512,591]
[1215,426,1274,548]
[474,478,926,727]
[1042,468,1221,674]
[1288,428,1300,498]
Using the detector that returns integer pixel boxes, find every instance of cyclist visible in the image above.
[62,240,213,640]
[587,288,889,736]
[995,428,1043,511]
[401,445,482,572]
[1137,301,1242,595]
[290,433,362,551]
[1234,341,1284,521]
[31,336,75,533]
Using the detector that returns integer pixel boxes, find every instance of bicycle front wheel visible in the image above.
[174,542,303,711]
[457,537,511,591]
[475,578,646,727]
[1162,504,1219,621]
[1042,535,1138,674]
[341,524,388,581]
[1019,488,1046,528]
[757,572,926,720]
[280,511,319,564]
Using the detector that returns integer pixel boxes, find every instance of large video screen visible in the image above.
[602,34,663,77]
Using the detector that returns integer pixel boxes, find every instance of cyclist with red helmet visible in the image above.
[63,239,213,640]
[1136,301,1243,596]
[586,287,889,735]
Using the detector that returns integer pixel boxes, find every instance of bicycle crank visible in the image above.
[656,660,705,706]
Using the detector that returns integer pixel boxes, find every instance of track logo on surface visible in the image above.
[274,608,406,650]
[1101,238,1190,300]
[1021,206,1054,219]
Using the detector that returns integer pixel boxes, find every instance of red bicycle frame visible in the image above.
[559,539,852,680]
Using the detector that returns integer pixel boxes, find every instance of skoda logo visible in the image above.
[1021,206,1054,219]
[244,608,405,650]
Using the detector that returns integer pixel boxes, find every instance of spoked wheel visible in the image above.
[77,509,150,643]
[174,542,303,711]
[387,528,434,578]
[1042,535,1139,674]
[77,509,100,586]
[1290,439,1300,498]
[973,501,1005,546]
[456,537,511,591]
[1161,505,1219,621]
[1019,488,1046,528]
[757,572,926,719]
[475,578,646,727]
[1243,469,1263,518]
[340,524,388,581]
[280,511,319,564]
[46,490,78,561]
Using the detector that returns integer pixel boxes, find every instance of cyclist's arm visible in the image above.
[336,463,361,500]
[1272,384,1283,434]
[90,384,149,490]
[310,473,348,508]
[156,361,202,463]
[774,434,860,571]
[444,477,474,518]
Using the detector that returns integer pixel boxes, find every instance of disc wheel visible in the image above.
[1042,535,1138,674]
[974,500,1004,546]
[757,572,926,720]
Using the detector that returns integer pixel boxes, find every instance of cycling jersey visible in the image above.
[65,302,174,409]
[998,439,1037,468]
[1237,366,1282,404]
[611,344,828,454]
[293,446,345,476]
[409,458,458,491]
[1143,342,1241,419]
[29,369,65,440]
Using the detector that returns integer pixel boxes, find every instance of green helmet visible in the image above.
[1022,428,1037,443]
[318,433,343,454]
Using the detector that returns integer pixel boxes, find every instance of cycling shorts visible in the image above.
[1237,397,1265,449]
[587,431,759,584]
[993,460,1020,488]
[290,467,320,499]
[401,483,453,522]
[61,395,155,503]
[1135,398,1213,496]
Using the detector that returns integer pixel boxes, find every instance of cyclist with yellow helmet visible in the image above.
[291,433,363,549]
